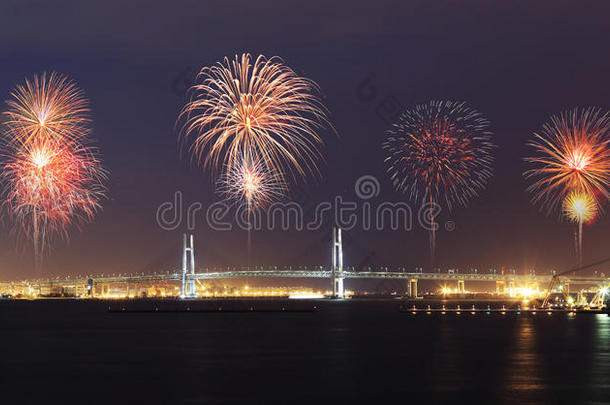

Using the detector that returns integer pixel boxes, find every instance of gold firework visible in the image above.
[563,190,597,224]
[562,190,598,268]
[3,72,90,146]
[178,53,330,184]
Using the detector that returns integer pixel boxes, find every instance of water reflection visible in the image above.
[504,317,543,392]
[591,315,610,391]
[432,321,460,391]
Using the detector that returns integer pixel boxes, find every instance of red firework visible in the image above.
[383,100,495,260]
[1,136,106,267]
[1,73,107,270]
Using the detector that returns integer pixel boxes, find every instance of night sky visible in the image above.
[1,1,609,280]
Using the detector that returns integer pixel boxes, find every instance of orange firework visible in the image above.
[178,53,330,185]
[525,108,610,214]
[3,72,90,146]
[1,73,107,271]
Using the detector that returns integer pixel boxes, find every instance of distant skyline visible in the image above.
[1,1,609,279]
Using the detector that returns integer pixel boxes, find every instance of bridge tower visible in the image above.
[181,233,196,298]
[457,279,465,295]
[331,227,344,298]
[408,279,418,298]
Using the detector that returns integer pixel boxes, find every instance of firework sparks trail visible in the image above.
[383,100,495,262]
[178,53,330,185]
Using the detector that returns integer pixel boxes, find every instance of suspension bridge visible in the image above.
[1,228,609,301]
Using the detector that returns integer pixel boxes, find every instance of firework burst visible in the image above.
[1,137,106,268]
[563,190,598,267]
[178,53,330,185]
[217,152,286,211]
[525,107,610,214]
[1,73,107,271]
[563,190,597,224]
[3,72,90,146]
[383,100,494,260]
[216,152,286,264]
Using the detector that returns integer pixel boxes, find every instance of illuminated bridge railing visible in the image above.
[3,270,608,288]
[187,270,607,284]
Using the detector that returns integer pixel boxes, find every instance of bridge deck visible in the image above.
[2,270,608,288]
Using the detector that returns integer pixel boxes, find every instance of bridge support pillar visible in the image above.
[333,276,344,299]
[496,281,506,295]
[87,279,94,297]
[409,279,418,298]
[331,227,344,299]
[182,234,196,298]
[508,281,515,297]
[457,279,465,295]
[577,289,585,305]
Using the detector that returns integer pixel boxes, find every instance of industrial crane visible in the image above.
[541,275,571,308]
[541,257,610,309]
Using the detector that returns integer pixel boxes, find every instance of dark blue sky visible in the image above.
[0,1,609,279]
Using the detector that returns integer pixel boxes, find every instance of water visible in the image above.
[1,299,609,404]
